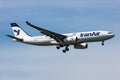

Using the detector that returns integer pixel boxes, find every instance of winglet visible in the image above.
[25,21,43,31]
[26,21,29,24]
[26,21,35,28]
[26,21,32,26]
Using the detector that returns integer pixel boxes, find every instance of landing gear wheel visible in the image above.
[56,46,60,49]
[60,44,64,47]
[102,41,104,46]
[66,48,69,51]
[63,50,66,53]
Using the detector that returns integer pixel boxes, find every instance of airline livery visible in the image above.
[7,21,115,53]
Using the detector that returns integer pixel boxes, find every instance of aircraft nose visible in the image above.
[111,34,115,38]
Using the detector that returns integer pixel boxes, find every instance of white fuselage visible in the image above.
[8,22,115,53]
[21,31,114,46]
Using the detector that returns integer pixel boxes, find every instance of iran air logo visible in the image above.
[14,30,20,36]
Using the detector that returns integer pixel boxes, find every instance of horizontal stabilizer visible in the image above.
[6,35,23,42]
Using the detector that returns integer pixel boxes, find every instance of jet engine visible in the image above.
[74,43,88,49]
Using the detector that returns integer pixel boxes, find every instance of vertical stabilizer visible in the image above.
[11,23,31,38]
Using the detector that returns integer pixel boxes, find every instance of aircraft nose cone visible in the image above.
[112,34,115,37]
[111,34,115,38]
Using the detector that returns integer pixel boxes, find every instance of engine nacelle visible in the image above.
[74,43,88,49]
[65,37,76,41]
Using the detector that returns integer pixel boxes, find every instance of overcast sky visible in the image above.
[0,0,120,80]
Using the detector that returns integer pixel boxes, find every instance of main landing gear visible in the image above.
[56,44,63,49]
[56,45,69,53]
[62,46,69,53]
[56,46,60,49]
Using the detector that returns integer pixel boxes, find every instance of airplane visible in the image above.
[7,21,115,53]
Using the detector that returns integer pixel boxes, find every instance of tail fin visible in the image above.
[11,23,31,38]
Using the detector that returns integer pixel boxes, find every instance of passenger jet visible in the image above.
[7,21,115,53]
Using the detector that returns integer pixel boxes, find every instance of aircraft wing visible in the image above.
[26,21,67,43]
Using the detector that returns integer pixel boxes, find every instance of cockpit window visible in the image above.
[108,32,112,34]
